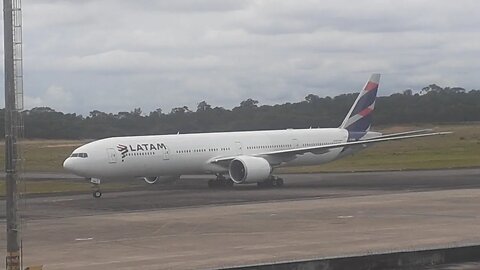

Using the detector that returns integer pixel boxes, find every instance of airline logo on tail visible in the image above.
[341,74,380,133]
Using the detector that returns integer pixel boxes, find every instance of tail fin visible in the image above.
[340,73,380,132]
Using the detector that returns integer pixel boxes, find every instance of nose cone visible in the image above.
[63,157,75,173]
[63,157,83,176]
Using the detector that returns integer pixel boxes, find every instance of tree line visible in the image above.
[1,84,479,139]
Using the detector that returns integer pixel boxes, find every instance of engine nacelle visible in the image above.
[143,175,180,185]
[144,177,158,184]
[229,156,271,184]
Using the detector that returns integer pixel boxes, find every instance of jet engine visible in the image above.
[143,175,180,185]
[229,156,271,184]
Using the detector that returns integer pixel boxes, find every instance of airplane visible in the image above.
[63,74,450,198]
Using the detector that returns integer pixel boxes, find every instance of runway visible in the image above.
[1,168,480,269]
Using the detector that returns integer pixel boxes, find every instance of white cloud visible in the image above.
[24,85,73,112]
[45,85,73,106]
[16,0,480,114]
[24,95,43,108]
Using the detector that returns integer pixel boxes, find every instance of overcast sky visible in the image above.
[4,0,480,114]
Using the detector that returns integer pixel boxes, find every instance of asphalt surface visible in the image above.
[0,168,478,220]
[1,171,81,180]
[1,168,480,269]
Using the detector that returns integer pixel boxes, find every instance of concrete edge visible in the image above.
[218,244,480,270]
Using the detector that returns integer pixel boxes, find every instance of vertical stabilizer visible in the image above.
[340,74,380,132]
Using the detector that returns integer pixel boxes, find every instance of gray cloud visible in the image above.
[8,0,480,115]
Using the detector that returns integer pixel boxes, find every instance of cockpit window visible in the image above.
[70,153,88,158]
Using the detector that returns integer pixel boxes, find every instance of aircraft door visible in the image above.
[107,148,118,163]
[291,138,299,148]
[235,141,243,155]
[162,145,169,160]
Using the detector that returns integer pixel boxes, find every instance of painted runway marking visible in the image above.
[337,215,354,219]
[75,237,93,241]
[48,199,74,203]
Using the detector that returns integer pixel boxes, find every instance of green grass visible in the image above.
[1,124,479,173]
[0,139,87,172]
[277,123,480,173]
[0,123,479,195]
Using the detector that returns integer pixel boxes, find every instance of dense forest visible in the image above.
[3,84,480,139]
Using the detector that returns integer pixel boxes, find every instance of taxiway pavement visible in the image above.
[1,168,480,269]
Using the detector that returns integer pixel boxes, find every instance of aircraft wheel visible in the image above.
[93,190,102,198]
[224,179,234,188]
[208,179,219,189]
[275,178,284,187]
[257,181,269,188]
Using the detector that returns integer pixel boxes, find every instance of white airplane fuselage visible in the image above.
[63,74,451,198]
[64,128,369,181]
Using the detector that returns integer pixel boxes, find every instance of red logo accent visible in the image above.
[358,107,373,117]
[364,81,378,92]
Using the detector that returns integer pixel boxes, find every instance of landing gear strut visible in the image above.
[208,174,234,189]
[257,176,284,188]
[90,178,102,198]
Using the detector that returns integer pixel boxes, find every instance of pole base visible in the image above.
[6,251,20,270]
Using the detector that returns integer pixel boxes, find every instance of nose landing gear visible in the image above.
[90,178,102,198]
[93,190,102,198]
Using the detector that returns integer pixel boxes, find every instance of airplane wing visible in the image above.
[367,129,434,140]
[210,131,451,164]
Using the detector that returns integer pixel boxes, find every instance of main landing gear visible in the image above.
[257,176,284,188]
[90,178,102,198]
[208,174,234,189]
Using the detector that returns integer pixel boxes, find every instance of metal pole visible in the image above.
[4,0,21,268]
